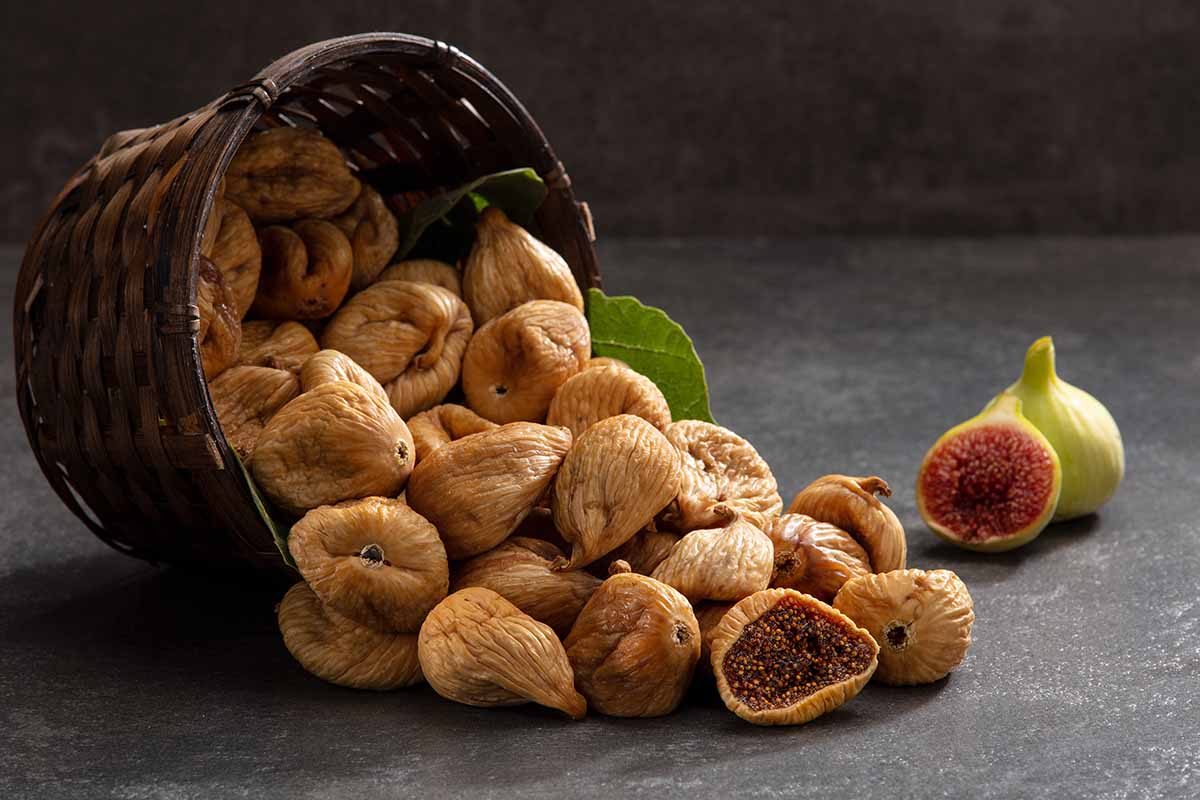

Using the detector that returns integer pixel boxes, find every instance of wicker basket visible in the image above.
[14,33,600,571]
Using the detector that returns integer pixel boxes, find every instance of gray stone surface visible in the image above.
[1,238,1198,798]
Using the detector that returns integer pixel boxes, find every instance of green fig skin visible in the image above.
[916,395,1062,552]
[999,337,1124,521]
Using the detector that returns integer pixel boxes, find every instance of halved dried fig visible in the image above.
[552,415,680,569]
[251,381,414,515]
[298,349,389,405]
[462,300,590,423]
[197,255,241,379]
[546,364,672,438]
[563,562,699,717]
[226,127,361,224]
[417,587,586,718]
[787,475,907,572]
[208,199,261,318]
[236,320,319,374]
[407,422,572,559]
[278,582,421,690]
[710,588,878,725]
[406,403,498,464]
[766,513,872,602]
[451,537,600,636]
[833,569,974,686]
[650,514,773,602]
[331,185,399,290]
[661,421,782,534]
[210,365,300,459]
[377,259,462,297]
[252,219,354,320]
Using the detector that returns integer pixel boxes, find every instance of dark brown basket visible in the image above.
[13,33,600,571]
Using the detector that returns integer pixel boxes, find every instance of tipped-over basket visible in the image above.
[13,33,600,571]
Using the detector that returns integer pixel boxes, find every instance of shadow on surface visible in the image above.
[914,514,1102,583]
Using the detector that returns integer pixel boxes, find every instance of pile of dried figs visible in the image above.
[202,126,976,726]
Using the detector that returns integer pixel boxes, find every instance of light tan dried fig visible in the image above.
[563,561,699,717]
[377,259,462,296]
[197,255,241,379]
[320,281,473,418]
[288,497,448,633]
[552,415,680,569]
[236,320,319,374]
[585,357,629,371]
[208,199,261,318]
[451,537,600,636]
[278,582,421,690]
[588,528,680,577]
[210,365,300,459]
[251,381,414,516]
[546,364,671,438]
[406,403,498,464]
[462,300,590,423]
[650,514,774,602]
[462,207,584,326]
[710,588,878,725]
[298,349,389,405]
[226,127,361,224]
[417,587,586,718]
[833,569,974,686]
[331,185,399,290]
[694,601,735,679]
[766,513,872,602]
[407,422,572,559]
[787,475,907,572]
[252,219,353,320]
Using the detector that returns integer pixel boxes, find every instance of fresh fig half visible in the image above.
[916,395,1062,552]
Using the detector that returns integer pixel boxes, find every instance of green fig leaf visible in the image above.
[233,451,296,570]
[585,288,715,423]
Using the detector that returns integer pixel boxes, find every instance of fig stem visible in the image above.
[1017,336,1057,389]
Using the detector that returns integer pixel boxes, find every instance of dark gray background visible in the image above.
[4,1,1200,242]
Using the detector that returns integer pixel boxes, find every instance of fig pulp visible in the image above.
[916,395,1061,551]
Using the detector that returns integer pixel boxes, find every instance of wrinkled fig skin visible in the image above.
[585,357,629,371]
[251,381,414,516]
[451,538,601,636]
[278,582,422,690]
[320,281,473,419]
[462,300,591,424]
[377,259,462,297]
[417,587,587,719]
[787,475,907,572]
[766,514,872,602]
[694,601,735,680]
[662,421,782,534]
[252,219,354,320]
[547,365,672,438]
[236,320,319,375]
[462,206,585,326]
[564,568,700,717]
[210,365,300,459]
[226,127,361,224]
[406,403,498,464]
[651,516,774,602]
[208,199,261,319]
[197,256,241,380]
[589,528,681,578]
[331,185,400,290]
[407,423,573,559]
[299,349,390,406]
[552,415,681,570]
[289,497,449,633]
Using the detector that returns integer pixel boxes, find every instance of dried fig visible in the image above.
[298,349,389,406]
[210,365,300,459]
[278,582,421,690]
[585,357,629,371]
[552,415,680,569]
[320,281,473,418]
[546,364,671,438]
[588,528,680,577]
[208,199,261,318]
[236,320,319,374]
[766,514,872,602]
[650,514,773,602]
[563,562,699,717]
[288,497,448,633]
[451,538,600,636]
[787,475,907,572]
[378,259,462,297]
[331,185,399,290]
[252,219,353,320]
[462,300,590,423]
[406,403,498,464]
[406,422,572,559]
[197,255,241,379]
[710,588,878,725]
[833,569,974,686]
[251,381,414,515]
[661,421,782,534]
[694,601,735,679]
[462,207,584,326]
[226,127,361,224]
[417,587,586,718]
